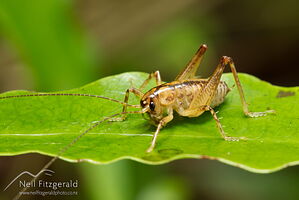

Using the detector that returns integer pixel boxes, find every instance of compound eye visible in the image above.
[149,101,155,111]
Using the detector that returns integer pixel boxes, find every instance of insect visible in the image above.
[116,44,275,152]
[1,44,274,199]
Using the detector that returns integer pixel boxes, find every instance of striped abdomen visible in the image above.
[150,79,230,115]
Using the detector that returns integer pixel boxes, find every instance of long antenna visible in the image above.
[0,93,140,108]
[13,108,148,200]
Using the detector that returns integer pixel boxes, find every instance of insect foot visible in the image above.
[246,110,276,118]
[224,136,248,141]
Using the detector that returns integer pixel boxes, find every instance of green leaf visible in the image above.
[0,72,298,173]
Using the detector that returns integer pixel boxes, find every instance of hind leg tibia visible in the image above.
[223,57,275,118]
[139,71,162,90]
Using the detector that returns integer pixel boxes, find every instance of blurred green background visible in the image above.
[0,0,298,199]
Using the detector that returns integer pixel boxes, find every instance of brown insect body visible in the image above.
[141,80,230,124]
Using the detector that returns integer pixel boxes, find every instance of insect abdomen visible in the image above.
[172,80,230,113]
[151,79,230,114]
[210,81,230,107]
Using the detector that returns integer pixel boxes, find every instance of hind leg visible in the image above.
[139,71,162,90]
[224,57,275,117]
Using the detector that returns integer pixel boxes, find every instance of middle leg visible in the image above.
[202,105,246,141]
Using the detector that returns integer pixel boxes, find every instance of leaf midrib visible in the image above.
[2,132,299,146]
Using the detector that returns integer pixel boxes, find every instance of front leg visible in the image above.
[110,87,143,121]
[146,110,173,153]
[111,71,161,122]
